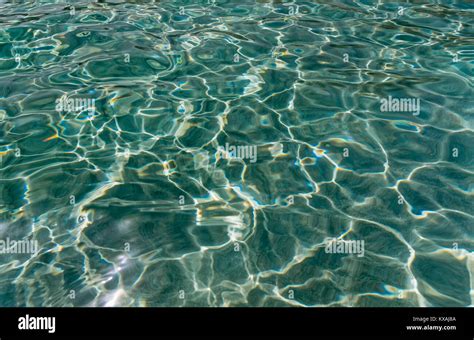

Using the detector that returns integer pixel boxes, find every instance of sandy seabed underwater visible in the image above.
[0,0,473,307]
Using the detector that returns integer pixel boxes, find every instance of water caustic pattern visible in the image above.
[0,0,473,307]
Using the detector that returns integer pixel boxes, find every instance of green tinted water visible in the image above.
[0,0,473,307]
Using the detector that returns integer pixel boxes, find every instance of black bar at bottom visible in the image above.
[0,307,472,339]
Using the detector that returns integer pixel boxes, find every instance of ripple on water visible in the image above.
[0,0,472,307]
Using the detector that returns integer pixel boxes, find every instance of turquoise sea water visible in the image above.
[0,0,473,307]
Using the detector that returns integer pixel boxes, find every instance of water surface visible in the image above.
[0,0,473,307]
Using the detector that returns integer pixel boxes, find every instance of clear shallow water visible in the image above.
[0,0,473,307]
